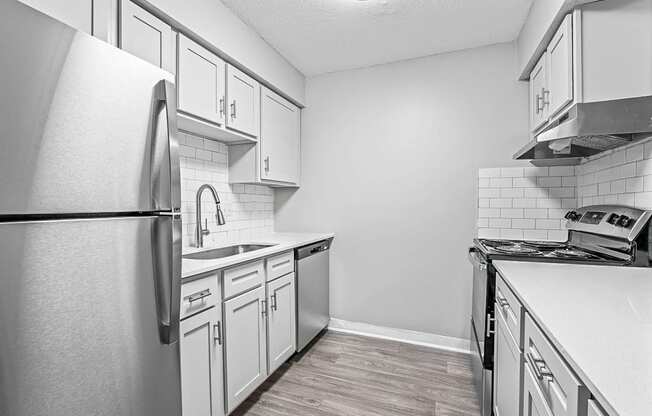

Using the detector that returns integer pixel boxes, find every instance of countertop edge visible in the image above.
[181,232,335,279]
[492,261,619,416]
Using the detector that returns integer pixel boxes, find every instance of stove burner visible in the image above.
[547,248,594,258]
[524,241,566,249]
[494,244,541,254]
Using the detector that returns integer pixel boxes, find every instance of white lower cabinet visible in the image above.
[180,305,224,416]
[224,286,268,413]
[266,272,296,373]
[494,308,522,416]
[523,364,553,416]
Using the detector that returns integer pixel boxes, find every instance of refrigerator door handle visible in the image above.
[151,79,181,213]
[152,215,183,344]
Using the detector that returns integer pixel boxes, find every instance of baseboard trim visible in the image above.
[327,318,470,354]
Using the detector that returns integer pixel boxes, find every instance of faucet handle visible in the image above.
[202,218,210,236]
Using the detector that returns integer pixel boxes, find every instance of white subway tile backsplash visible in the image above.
[477,137,652,240]
[179,132,274,247]
[513,199,537,208]
[500,229,523,239]
[490,178,513,188]
[536,219,561,230]
[500,167,524,177]
[538,176,562,187]
[489,218,511,228]
[478,178,490,188]
[490,199,512,208]
[479,189,501,198]
[549,166,575,177]
[523,167,548,177]
[500,208,524,218]
[523,230,548,240]
[479,168,501,178]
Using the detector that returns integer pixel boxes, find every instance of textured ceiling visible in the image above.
[221,0,534,76]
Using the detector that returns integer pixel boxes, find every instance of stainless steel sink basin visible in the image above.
[183,244,276,260]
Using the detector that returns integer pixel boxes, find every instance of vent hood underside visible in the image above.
[514,95,652,166]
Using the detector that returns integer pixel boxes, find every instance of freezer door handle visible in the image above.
[152,215,182,344]
[151,79,181,212]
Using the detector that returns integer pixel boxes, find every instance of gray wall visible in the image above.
[275,42,529,341]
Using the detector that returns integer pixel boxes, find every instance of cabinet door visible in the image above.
[494,308,522,416]
[260,87,301,184]
[523,364,553,416]
[529,54,548,132]
[180,307,225,416]
[226,65,260,138]
[224,286,267,413]
[178,34,226,126]
[120,0,174,72]
[267,273,296,373]
[19,0,93,34]
[547,15,573,118]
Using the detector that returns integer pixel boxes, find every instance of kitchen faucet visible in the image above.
[195,184,226,248]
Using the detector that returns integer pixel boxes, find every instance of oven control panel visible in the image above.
[565,205,652,241]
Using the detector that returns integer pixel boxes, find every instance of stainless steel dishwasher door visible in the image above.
[295,240,331,352]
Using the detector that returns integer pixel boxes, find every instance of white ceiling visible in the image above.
[221,0,534,76]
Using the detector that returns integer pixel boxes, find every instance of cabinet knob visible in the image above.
[264,156,270,172]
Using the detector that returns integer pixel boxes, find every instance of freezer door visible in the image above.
[0,217,181,416]
[0,1,180,215]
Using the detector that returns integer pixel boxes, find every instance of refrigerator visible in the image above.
[0,2,183,415]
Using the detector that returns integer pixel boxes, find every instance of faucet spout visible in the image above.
[195,184,226,248]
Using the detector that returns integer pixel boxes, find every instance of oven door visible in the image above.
[468,248,494,364]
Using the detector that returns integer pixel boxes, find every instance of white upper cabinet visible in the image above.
[226,65,260,138]
[119,0,174,73]
[546,15,573,118]
[266,273,296,374]
[260,87,301,184]
[19,0,93,34]
[529,54,548,133]
[528,13,576,133]
[177,34,226,126]
[223,286,267,414]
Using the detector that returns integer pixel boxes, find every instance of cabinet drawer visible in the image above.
[266,251,294,282]
[223,260,264,299]
[524,314,588,416]
[496,274,524,349]
[181,274,220,320]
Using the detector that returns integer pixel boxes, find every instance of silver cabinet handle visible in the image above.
[261,299,267,316]
[526,352,554,380]
[230,100,236,119]
[535,94,543,114]
[541,87,550,108]
[185,289,211,304]
[219,97,225,118]
[264,156,270,172]
[271,293,278,311]
[213,321,222,345]
[486,316,495,338]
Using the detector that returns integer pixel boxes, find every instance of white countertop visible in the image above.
[493,261,652,416]
[182,232,335,278]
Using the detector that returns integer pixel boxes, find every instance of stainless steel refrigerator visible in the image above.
[0,2,183,415]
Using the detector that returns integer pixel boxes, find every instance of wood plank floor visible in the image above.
[232,331,481,416]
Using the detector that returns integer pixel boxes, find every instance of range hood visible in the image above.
[514,95,652,166]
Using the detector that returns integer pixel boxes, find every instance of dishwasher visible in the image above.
[295,239,332,352]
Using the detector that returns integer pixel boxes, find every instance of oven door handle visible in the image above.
[468,249,488,271]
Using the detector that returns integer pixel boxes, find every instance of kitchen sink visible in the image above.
[183,244,276,260]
